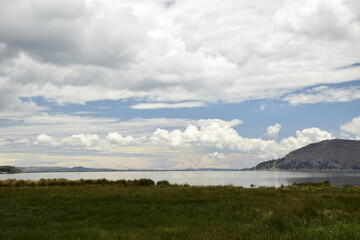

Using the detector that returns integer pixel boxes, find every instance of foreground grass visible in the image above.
[0,180,359,240]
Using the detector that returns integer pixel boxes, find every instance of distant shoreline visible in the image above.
[7,169,360,174]
[13,166,250,173]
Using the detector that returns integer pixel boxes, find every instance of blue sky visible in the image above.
[0,0,359,169]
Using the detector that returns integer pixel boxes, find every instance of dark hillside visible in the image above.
[0,166,21,173]
[253,139,360,170]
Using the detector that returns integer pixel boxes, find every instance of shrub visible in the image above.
[135,179,155,186]
[95,178,110,184]
[156,180,171,187]
[291,181,331,188]
[115,179,127,185]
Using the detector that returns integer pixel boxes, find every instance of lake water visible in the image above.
[1,171,360,188]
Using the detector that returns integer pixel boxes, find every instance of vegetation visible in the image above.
[0,166,21,174]
[0,178,155,187]
[0,179,359,240]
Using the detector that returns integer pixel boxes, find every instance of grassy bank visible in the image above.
[0,179,359,240]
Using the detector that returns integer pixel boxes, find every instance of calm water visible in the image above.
[1,171,360,187]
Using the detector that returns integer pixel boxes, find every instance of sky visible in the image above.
[0,0,359,169]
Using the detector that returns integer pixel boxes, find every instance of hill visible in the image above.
[17,166,120,173]
[16,166,243,172]
[253,139,360,171]
[0,166,21,174]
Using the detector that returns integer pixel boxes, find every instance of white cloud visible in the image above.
[1,117,336,163]
[0,77,46,113]
[14,138,30,145]
[0,138,9,147]
[275,127,334,157]
[0,118,335,167]
[31,132,143,151]
[341,116,360,137]
[151,119,333,159]
[0,0,358,108]
[265,123,282,138]
[106,132,142,145]
[197,119,243,128]
[34,133,59,146]
[0,113,193,139]
[283,85,360,105]
[260,104,267,111]
[151,119,243,149]
[61,134,102,148]
[274,0,358,41]
[130,101,205,109]
[0,0,357,170]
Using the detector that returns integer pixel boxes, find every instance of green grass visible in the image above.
[0,180,359,240]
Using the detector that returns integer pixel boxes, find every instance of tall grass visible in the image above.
[0,178,155,187]
[0,180,359,240]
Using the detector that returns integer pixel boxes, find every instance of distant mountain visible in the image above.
[253,139,360,171]
[16,166,244,173]
[17,166,120,173]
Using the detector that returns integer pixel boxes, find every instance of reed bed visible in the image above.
[0,180,359,240]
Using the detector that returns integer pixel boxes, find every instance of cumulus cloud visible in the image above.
[1,0,358,169]
[275,127,334,157]
[0,0,359,108]
[32,131,144,151]
[1,119,335,164]
[265,123,282,138]
[61,134,102,148]
[105,132,146,147]
[59,132,145,150]
[341,116,360,137]
[274,0,359,41]
[283,85,360,105]
[34,133,59,146]
[151,119,243,149]
[151,119,333,159]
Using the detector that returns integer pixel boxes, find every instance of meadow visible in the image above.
[0,179,359,240]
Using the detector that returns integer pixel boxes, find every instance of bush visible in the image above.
[156,180,171,187]
[115,179,127,185]
[134,179,155,186]
[291,181,331,188]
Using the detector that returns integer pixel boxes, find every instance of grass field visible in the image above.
[0,179,359,240]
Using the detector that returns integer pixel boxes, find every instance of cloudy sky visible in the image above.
[0,0,359,169]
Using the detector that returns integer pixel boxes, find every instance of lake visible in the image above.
[1,171,360,187]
